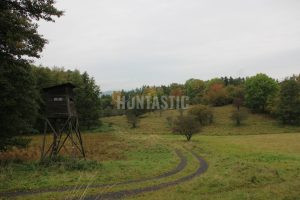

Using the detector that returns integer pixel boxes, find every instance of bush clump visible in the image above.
[166,116,174,127]
[230,108,248,126]
[188,105,213,125]
[125,110,140,128]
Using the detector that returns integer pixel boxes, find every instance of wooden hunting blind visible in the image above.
[43,83,77,118]
[41,83,85,159]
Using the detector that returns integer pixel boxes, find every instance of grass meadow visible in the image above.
[0,105,300,199]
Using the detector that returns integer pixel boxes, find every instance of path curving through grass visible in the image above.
[83,151,208,200]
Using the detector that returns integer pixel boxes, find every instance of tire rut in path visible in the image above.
[84,151,208,200]
[0,149,187,198]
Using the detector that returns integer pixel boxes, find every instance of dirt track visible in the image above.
[83,151,208,200]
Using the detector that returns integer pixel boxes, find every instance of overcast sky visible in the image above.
[35,0,300,91]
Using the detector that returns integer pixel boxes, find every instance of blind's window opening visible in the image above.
[53,97,64,102]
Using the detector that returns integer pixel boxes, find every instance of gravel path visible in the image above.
[0,149,187,198]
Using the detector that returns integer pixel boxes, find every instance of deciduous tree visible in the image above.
[205,83,229,106]
[172,115,201,141]
[185,79,205,104]
[244,74,279,112]
[277,77,300,125]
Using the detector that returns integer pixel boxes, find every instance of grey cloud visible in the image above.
[35,0,300,90]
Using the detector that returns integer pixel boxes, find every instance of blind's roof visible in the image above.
[43,83,76,92]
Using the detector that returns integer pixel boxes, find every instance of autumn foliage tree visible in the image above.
[206,83,229,106]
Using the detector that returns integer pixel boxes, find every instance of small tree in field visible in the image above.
[230,108,248,126]
[231,90,248,126]
[172,115,201,141]
[125,109,141,128]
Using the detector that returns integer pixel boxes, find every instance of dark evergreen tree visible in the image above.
[73,72,102,129]
[0,0,62,151]
[0,59,39,151]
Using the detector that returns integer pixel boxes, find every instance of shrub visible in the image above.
[230,108,248,126]
[188,105,213,125]
[166,116,174,127]
[172,115,201,141]
[125,110,140,128]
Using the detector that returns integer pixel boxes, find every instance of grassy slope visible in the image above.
[0,105,300,199]
[103,105,300,135]
[202,105,300,135]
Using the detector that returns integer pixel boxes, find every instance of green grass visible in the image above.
[84,122,115,133]
[133,133,300,200]
[0,136,177,193]
[1,105,300,199]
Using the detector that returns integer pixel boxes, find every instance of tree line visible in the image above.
[104,73,300,126]
[108,74,299,141]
